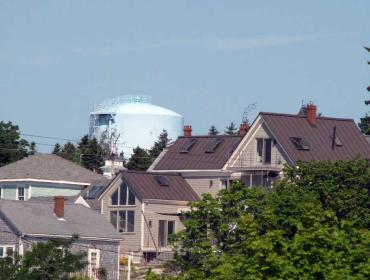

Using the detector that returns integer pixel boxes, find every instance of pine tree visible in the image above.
[359,47,370,135]
[208,125,219,136]
[78,135,104,173]
[126,146,152,171]
[52,143,61,155]
[149,130,170,159]
[224,122,238,135]
[59,142,77,162]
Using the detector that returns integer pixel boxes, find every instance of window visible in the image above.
[205,138,223,153]
[155,175,169,186]
[256,138,272,164]
[17,187,25,201]
[221,179,228,189]
[88,249,100,278]
[290,137,310,150]
[110,183,135,206]
[110,210,135,233]
[0,187,2,199]
[0,246,15,258]
[158,220,176,247]
[180,138,197,153]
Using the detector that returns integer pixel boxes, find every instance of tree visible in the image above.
[156,159,370,279]
[59,142,78,162]
[208,126,219,136]
[78,135,105,173]
[52,143,61,155]
[224,122,238,135]
[149,130,171,159]
[0,238,87,280]
[126,146,152,171]
[0,121,36,167]
[358,47,370,135]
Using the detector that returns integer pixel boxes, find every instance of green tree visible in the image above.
[126,146,152,171]
[0,238,87,280]
[208,125,219,136]
[156,159,370,279]
[78,135,105,173]
[358,47,370,135]
[224,122,238,135]
[149,130,171,159]
[0,121,35,167]
[52,143,62,155]
[59,142,78,162]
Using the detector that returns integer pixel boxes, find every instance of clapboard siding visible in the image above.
[184,177,221,197]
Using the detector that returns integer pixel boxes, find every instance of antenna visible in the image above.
[242,103,257,124]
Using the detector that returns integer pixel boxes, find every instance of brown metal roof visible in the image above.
[153,135,243,170]
[261,112,370,163]
[120,171,199,202]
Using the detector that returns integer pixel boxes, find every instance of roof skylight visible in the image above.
[290,137,310,150]
[205,138,223,153]
[180,138,197,153]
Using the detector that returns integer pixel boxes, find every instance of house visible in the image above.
[0,196,121,280]
[91,170,199,263]
[0,154,109,201]
[150,103,370,192]
[148,127,243,197]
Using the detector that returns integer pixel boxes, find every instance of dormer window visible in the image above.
[111,183,135,206]
[290,137,310,150]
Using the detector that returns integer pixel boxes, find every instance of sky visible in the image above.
[0,1,369,152]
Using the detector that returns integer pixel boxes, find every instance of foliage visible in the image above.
[153,159,370,279]
[0,121,36,167]
[208,126,219,136]
[53,135,104,173]
[0,238,87,280]
[126,146,152,171]
[224,122,238,135]
[358,46,370,135]
[149,130,171,159]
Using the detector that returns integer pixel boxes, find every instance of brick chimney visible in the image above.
[183,125,192,137]
[54,196,65,219]
[239,123,249,136]
[306,102,317,126]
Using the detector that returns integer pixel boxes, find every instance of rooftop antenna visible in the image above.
[242,102,257,124]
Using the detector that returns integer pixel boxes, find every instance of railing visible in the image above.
[71,268,128,280]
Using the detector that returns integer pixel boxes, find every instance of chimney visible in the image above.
[54,196,65,219]
[239,123,249,136]
[183,125,192,137]
[306,102,317,126]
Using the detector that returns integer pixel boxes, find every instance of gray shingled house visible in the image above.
[0,197,121,280]
[0,154,109,201]
[86,170,199,263]
[149,103,370,194]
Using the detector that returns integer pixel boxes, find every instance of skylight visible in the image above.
[205,138,223,153]
[155,175,169,187]
[290,137,310,150]
[180,138,197,153]
[86,186,104,199]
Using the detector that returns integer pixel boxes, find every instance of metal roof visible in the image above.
[261,112,370,163]
[153,135,243,170]
[118,171,199,202]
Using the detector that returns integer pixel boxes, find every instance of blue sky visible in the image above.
[1,1,369,152]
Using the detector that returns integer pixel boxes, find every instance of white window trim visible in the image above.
[0,245,16,258]
[110,210,135,233]
[16,187,25,201]
[256,138,272,164]
[88,248,100,278]
[110,183,135,206]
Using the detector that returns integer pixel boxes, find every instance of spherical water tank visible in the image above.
[89,96,183,157]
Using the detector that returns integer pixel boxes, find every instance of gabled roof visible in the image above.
[152,135,243,170]
[0,154,109,186]
[0,199,121,241]
[261,112,370,163]
[113,171,199,202]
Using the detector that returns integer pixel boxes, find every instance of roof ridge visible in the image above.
[121,170,181,176]
[178,135,243,139]
[260,112,354,121]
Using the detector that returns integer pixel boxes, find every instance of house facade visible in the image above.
[0,197,121,280]
[0,154,108,201]
[95,171,199,263]
[150,103,370,194]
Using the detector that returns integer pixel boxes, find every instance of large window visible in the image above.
[17,187,25,201]
[158,220,175,247]
[0,245,15,258]
[256,138,272,164]
[110,210,135,233]
[111,183,135,206]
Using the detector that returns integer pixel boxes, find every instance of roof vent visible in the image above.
[290,137,310,150]
[180,138,197,153]
[205,138,223,153]
[155,175,169,186]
